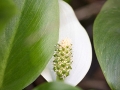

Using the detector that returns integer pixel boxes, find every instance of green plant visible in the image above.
[0,0,120,90]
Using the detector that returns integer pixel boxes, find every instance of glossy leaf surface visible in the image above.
[0,0,59,90]
[94,0,120,89]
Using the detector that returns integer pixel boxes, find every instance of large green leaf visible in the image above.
[33,82,82,90]
[0,0,16,33]
[0,0,59,90]
[94,0,120,89]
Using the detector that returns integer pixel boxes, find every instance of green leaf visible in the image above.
[33,82,82,90]
[93,0,120,90]
[0,0,59,90]
[64,0,71,3]
[0,0,16,33]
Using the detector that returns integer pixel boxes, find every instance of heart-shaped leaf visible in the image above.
[94,0,120,89]
[0,0,59,90]
[33,81,82,90]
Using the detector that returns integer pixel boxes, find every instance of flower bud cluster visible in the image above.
[53,38,72,80]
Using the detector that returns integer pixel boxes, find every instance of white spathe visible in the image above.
[41,0,92,86]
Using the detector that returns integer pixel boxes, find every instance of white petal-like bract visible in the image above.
[41,0,92,86]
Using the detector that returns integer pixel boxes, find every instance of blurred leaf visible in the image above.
[94,0,120,89]
[64,0,71,4]
[0,0,59,90]
[33,82,82,90]
[0,0,16,33]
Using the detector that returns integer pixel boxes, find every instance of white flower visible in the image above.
[41,0,92,86]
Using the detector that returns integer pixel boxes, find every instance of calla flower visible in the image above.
[41,0,92,86]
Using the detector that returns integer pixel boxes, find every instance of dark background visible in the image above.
[25,0,111,90]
